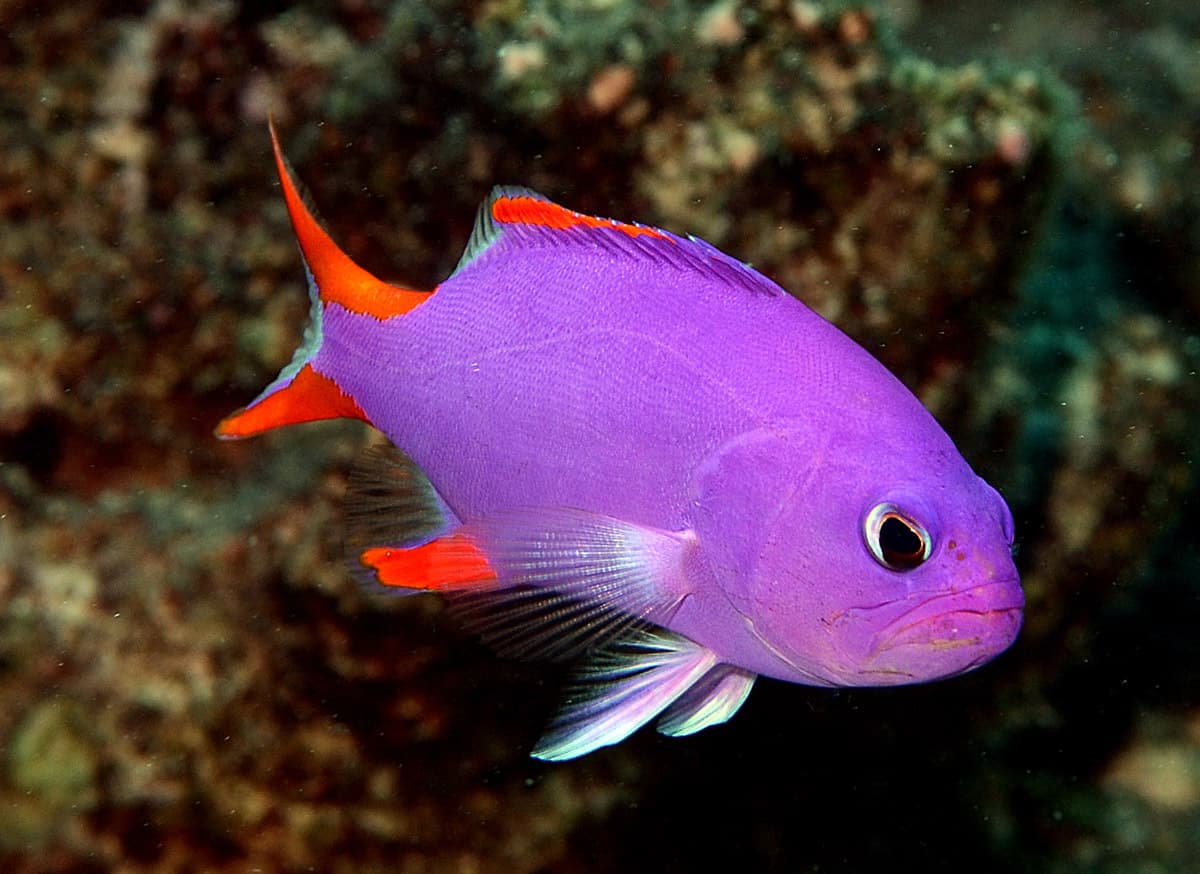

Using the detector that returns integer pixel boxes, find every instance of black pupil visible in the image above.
[879,516,924,566]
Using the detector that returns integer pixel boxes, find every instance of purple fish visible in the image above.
[219,125,1023,760]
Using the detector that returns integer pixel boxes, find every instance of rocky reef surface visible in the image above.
[0,1,1196,871]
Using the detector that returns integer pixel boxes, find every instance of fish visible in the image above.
[218,124,1024,761]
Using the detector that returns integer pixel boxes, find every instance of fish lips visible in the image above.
[860,580,1025,682]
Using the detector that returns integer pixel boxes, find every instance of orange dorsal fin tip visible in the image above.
[214,364,365,440]
[492,195,577,229]
[361,533,498,591]
[491,194,670,241]
[268,123,430,321]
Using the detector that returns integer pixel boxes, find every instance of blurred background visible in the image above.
[0,1,1197,871]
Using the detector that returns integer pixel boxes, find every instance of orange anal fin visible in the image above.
[215,363,366,439]
[269,120,430,320]
[361,533,498,591]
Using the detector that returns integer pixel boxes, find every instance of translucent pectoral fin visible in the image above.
[348,446,699,660]
[445,508,695,661]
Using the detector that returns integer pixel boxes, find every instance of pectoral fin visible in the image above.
[348,445,698,659]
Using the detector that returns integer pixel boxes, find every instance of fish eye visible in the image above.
[864,503,932,571]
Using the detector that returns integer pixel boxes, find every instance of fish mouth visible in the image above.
[856,580,1024,682]
[874,580,1024,650]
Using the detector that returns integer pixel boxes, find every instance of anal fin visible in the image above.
[362,534,497,591]
[343,442,460,593]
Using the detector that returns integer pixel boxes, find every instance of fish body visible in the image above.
[220,126,1023,759]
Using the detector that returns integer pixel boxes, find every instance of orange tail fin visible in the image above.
[217,121,430,439]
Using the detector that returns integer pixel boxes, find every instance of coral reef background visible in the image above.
[0,1,1197,871]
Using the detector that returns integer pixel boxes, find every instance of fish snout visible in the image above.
[865,580,1024,682]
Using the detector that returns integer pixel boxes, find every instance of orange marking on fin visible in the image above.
[269,121,429,320]
[215,364,365,439]
[361,533,498,591]
[491,195,672,241]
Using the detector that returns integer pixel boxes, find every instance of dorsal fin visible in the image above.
[488,189,670,238]
[449,185,783,298]
[451,185,542,275]
[451,186,672,277]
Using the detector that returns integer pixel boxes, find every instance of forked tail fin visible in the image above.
[216,122,429,439]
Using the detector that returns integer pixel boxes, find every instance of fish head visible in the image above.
[751,441,1022,687]
[694,425,1022,688]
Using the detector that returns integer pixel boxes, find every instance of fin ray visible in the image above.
[343,443,460,592]
[446,587,646,661]
[443,509,694,660]
[657,664,756,737]
[450,185,784,299]
[451,185,547,276]
[350,485,696,661]
[532,629,717,761]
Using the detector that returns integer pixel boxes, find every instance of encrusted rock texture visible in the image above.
[0,1,1195,871]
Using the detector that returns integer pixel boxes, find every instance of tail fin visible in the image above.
[216,121,429,440]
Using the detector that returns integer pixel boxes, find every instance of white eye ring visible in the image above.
[864,503,932,571]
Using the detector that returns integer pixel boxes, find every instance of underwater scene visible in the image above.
[1,0,1197,871]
